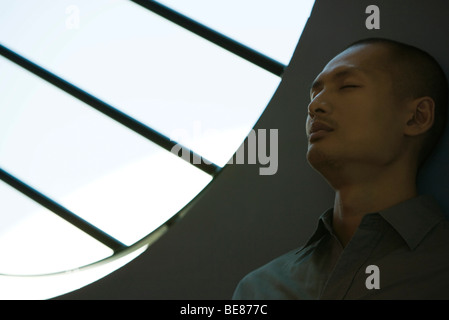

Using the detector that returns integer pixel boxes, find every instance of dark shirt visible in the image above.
[232,195,449,299]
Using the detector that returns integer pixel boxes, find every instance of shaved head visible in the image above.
[346,38,448,165]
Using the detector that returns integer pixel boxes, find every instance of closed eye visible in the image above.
[340,85,360,89]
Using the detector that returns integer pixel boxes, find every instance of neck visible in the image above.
[328,162,417,247]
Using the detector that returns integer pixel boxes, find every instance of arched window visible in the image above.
[0,0,315,299]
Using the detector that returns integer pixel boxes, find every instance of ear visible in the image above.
[404,97,435,137]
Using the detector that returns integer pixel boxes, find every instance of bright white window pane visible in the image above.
[0,55,212,247]
[0,0,281,167]
[155,0,315,65]
[0,243,149,300]
[0,180,112,276]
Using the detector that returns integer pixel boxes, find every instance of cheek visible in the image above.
[339,115,403,162]
[336,107,394,146]
[340,94,397,134]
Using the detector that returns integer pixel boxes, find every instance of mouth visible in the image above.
[308,121,334,142]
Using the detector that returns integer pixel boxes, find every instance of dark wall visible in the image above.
[58,0,449,299]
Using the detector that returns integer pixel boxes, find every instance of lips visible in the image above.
[308,121,334,142]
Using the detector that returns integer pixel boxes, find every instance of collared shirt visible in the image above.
[232,195,449,299]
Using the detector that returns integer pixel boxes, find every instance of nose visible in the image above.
[307,93,331,118]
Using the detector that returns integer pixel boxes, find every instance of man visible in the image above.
[232,38,449,299]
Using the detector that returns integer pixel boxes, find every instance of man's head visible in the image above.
[305,38,448,184]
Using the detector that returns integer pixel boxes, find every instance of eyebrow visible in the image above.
[310,66,367,95]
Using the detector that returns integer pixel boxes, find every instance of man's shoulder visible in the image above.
[232,248,303,300]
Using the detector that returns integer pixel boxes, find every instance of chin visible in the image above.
[306,144,341,172]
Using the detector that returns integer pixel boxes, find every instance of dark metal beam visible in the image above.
[0,44,221,176]
[0,168,127,253]
[130,0,286,77]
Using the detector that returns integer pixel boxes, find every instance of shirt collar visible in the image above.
[297,208,334,252]
[298,195,445,253]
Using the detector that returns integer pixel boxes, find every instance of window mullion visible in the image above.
[0,43,220,176]
[0,167,127,253]
[130,0,286,76]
